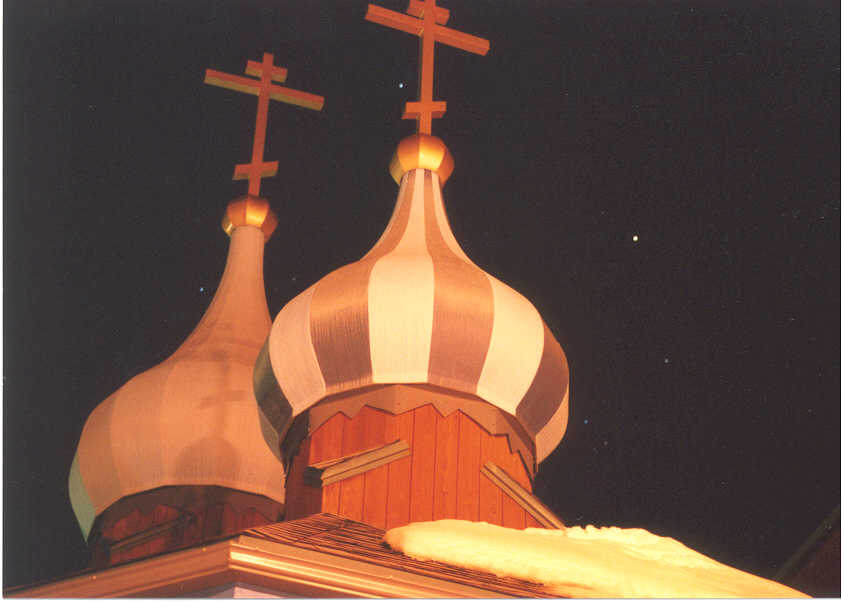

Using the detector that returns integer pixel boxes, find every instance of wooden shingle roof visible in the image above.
[244,512,559,597]
[7,512,561,598]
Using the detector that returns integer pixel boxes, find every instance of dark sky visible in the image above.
[3,0,839,590]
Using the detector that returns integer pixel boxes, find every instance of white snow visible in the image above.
[383,520,807,598]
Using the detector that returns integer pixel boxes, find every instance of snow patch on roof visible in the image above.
[384,520,807,598]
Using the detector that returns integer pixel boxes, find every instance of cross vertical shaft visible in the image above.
[417,0,438,134]
[247,53,275,196]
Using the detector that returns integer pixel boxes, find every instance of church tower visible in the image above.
[68,53,324,567]
[255,1,570,531]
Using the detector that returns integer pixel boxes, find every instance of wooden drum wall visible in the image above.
[284,404,542,530]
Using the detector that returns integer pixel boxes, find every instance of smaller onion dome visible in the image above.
[69,196,285,540]
[255,136,569,467]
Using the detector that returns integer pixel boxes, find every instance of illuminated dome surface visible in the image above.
[256,144,569,464]
[69,198,285,539]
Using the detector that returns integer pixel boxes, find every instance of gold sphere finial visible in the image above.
[221,195,278,242]
[389,133,455,186]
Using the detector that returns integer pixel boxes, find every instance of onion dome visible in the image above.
[255,135,569,466]
[69,196,285,540]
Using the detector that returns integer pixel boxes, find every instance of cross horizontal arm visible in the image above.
[204,69,262,96]
[269,86,324,111]
[434,24,489,56]
[245,60,287,82]
[403,100,447,120]
[407,0,449,24]
[233,161,279,180]
[365,4,489,56]
[204,70,324,111]
[365,4,421,36]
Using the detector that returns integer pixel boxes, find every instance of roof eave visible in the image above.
[7,534,512,599]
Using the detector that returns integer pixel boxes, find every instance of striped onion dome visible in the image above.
[256,135,570,465]
[69,196,285,539]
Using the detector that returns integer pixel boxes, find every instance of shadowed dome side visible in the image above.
[255,166,569,465]
[69,200,285,539]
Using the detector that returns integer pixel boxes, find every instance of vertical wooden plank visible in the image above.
[508,443,533,492]
[284,437,317,520]
[164,506,180,549]
[152,504,168,527]
[204,504,224,539]
[409,404,437,522]
[362,407,389,528]
[311,412,346,515]
[500,433,531,529]
[322,482,341,515]
[252,508,265,528]
[502,496,526,529]
[525,514,542,529]
[147,535,166,556]
[127,541,149,563]
[163,506,180,551]
[338,408,368,521]
[136,508,153,534]
[109,511,134,561]
[455,412,481,521]
[478,430,502,526]
[129,509,154,561]
[490,434,526,529]
[240,507,261,531]
[385,410,415,529]
[284,451,302,520]
[146,504,170,557]
[359,405,389,448]
[123,509,141,539]
[338,474,364,521]
[164,506,180,550]
[432,409,459,520]
[110,513,129,565]
[184,508,204,547]
[363,463,390,529]
[221,504,237,535]
[309,412,347,463]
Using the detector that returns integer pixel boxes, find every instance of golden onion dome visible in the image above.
[68,196,285,539]
[255,136,569,466]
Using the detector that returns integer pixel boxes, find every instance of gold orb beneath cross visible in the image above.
[221,195,278,242]
[389,133,455,185]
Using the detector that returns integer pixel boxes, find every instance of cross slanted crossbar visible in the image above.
[366,0,489,135]
[204,53,324,197]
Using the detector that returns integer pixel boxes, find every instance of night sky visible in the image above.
[4,0,839,590]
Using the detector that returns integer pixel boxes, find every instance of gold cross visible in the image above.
[366,0,489,135]
[204,53,324,197]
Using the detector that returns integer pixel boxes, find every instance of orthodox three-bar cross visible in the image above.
[366,0,489,135]
[204,53,324,197]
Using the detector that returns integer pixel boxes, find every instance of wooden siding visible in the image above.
[100,503,272,566]
[285,402,536,530]
[385,409,415,529]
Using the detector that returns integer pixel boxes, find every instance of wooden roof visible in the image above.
[6,513,558,598]
[244,513,558,597]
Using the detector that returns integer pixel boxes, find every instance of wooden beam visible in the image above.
[109,514,192,553]
[305,439,410,487]
[481,461,565,529]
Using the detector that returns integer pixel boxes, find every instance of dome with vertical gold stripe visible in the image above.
[255,135,569,465]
